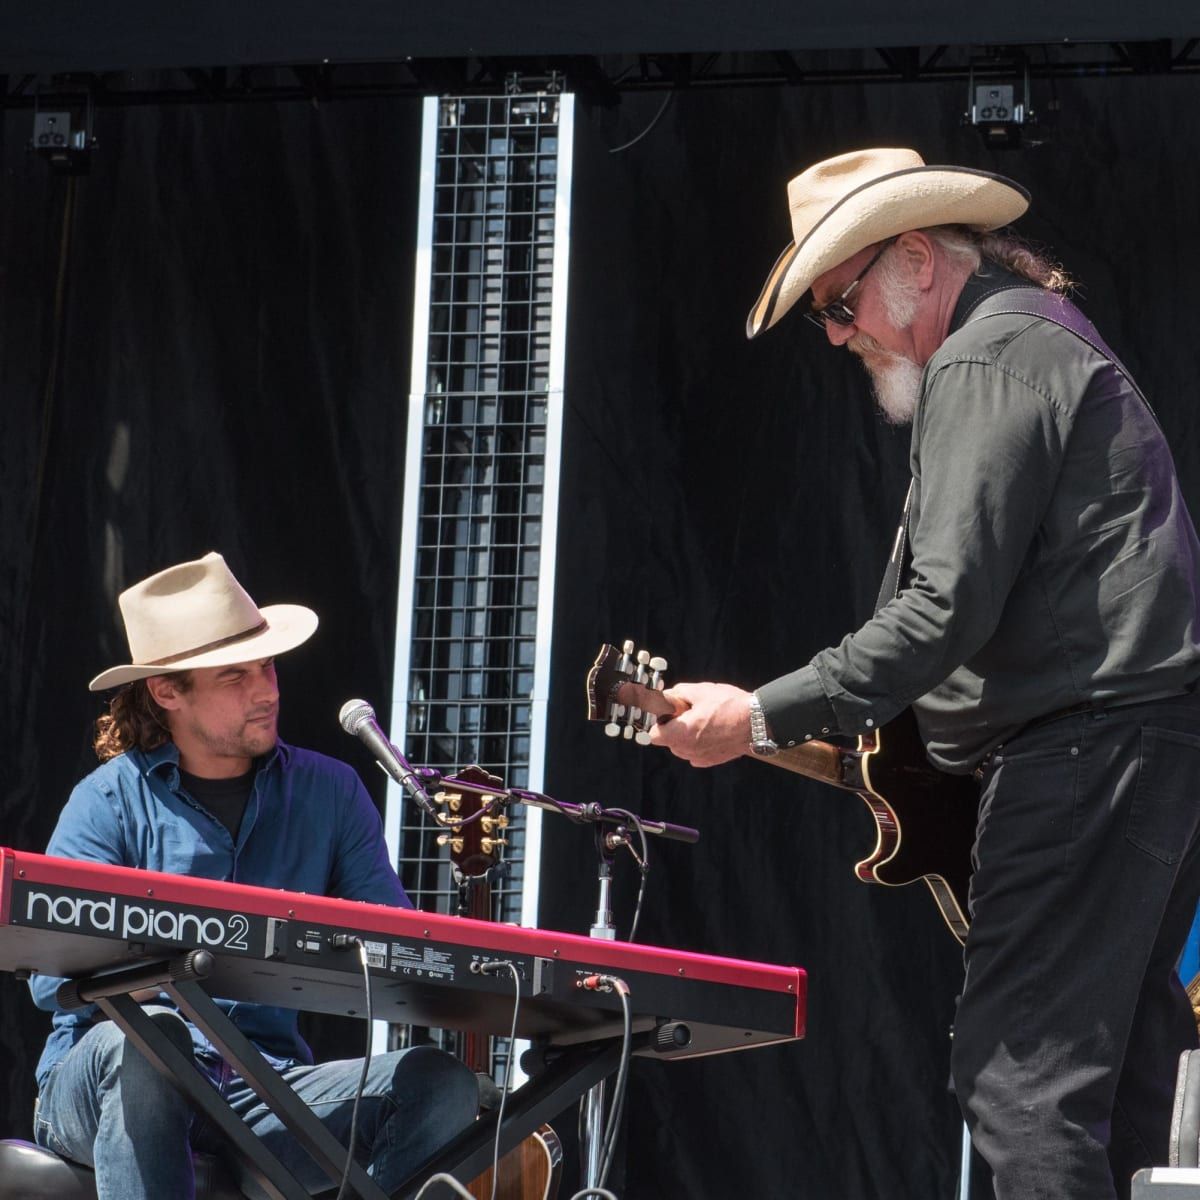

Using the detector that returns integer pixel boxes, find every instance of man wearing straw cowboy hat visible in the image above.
[27,552,478,1199]
[652,148,1200,1198]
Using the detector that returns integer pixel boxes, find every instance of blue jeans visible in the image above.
[953,692,1200,1199]
[34,1009,479,1200]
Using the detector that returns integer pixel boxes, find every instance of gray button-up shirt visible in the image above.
[757,268,1200,773]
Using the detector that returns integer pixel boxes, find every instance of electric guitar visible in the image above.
[433,765,564,1200]
[585,642,980,944]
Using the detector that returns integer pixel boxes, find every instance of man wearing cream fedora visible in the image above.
[652,148,1200,1198]
[28,552,478,1199]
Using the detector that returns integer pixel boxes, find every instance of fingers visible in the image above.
[645,681,753,768]
[657,687,692,718]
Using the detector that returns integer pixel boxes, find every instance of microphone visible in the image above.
[338,699,439,820]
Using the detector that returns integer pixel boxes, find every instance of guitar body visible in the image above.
[587,642,981,944]
[467,1124,564,1200]
[846,707,979,942]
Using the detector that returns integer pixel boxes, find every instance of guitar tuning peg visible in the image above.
[619,641,635,673]
[648,656,667,672]
[636,649,650,664]
[604,723,621,738]
[635,730,652,746]
[481,837,508,854]
[622,725,635,740]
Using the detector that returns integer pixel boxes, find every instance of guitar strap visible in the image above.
[874,479,913,615]
[873,286,1158,615]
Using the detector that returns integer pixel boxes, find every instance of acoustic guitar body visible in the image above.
[467,1124,564,1200]
[433,766,564,1200]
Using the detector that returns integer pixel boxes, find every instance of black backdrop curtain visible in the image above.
[2,72,1199,1199]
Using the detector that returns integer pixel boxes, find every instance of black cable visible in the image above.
[595,979,633,1189]
[607,93,673,155]
[472,960,522,1200]
[605,809,650,943]
[335,938,374,1200]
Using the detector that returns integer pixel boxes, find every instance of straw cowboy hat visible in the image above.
[746,147,1031,338]
[89,552,318,691]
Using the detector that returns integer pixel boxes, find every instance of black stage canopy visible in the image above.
[2,0,1199,75]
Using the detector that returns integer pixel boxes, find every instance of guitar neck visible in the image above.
[749,741,846,788]
[605,674,849,790]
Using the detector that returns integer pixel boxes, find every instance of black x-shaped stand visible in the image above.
[58,949,629,1200]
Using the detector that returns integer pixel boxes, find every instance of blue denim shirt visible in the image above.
[30,740,410,1088]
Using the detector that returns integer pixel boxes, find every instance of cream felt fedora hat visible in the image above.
[746,147,1030,338]
[89,552,318,691]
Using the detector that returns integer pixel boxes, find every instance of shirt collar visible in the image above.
[141,738,290,784]
[143,740,180,779]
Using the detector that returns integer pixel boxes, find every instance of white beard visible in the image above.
[850,334,923,426]
[868,355,924,425]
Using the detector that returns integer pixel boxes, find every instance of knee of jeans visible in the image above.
[144,1007,194,1056]
[117,1008,195,1079]
[389,1046,479,1122]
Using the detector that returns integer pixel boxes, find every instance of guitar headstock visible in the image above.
[432,763,510,880]
[585,640,676,745]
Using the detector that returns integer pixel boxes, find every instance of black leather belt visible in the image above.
[1034,683,1196,729]
[973,682,1199,780]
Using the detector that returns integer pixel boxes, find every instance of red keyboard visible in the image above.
[0,848,805,1059]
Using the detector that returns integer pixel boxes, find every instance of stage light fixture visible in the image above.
[29,97,97,174]
[963,56,1036,149]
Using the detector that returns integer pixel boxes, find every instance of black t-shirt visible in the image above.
[178,766,256,842]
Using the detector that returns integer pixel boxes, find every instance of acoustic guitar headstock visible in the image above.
[433,763,510,881]
[585,640,676,745]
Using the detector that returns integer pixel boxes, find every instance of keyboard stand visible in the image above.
[58,948,632,1200]
[60,949,391,1200]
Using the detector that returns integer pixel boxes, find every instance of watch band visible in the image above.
[748,692,779,756]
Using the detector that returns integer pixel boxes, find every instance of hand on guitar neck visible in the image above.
[645,681,757,767]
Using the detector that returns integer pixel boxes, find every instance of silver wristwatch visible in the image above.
[748,692,779,757]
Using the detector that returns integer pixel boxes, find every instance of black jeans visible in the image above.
[952,692,1200,1200]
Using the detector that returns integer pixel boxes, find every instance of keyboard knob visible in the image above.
[655,1021,692,1052]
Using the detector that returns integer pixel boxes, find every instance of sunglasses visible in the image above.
[803,239,896,330]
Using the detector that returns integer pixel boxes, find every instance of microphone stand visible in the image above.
[581,817,619,1191]
[406,767,700,1191]
[523,796,698,1192]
